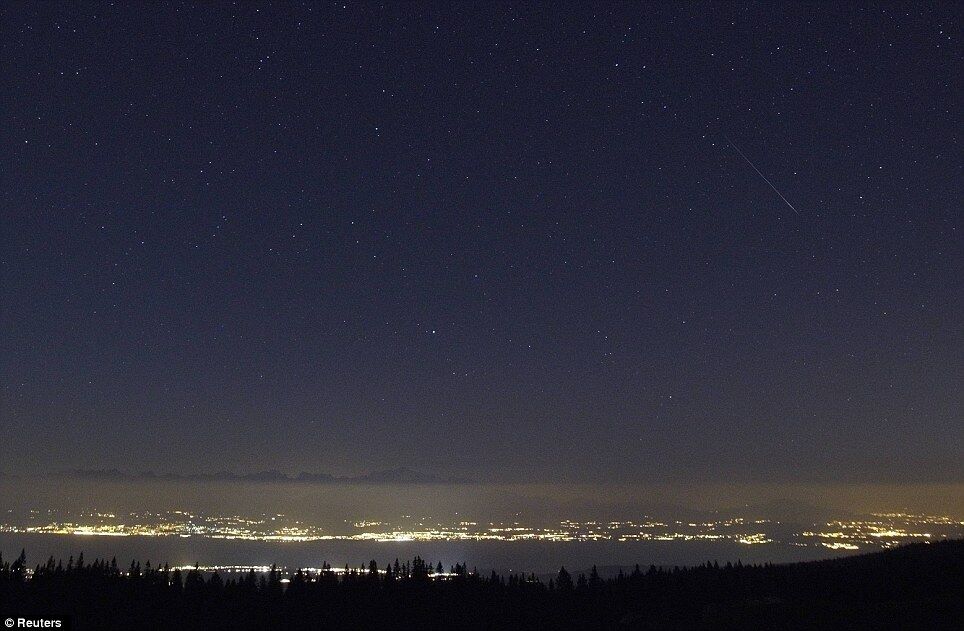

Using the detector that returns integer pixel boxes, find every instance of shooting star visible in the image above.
[723,133,799,214]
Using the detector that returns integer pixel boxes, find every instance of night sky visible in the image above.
[1,2,960,484]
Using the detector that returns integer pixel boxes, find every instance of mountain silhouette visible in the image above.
[56,467,474,485]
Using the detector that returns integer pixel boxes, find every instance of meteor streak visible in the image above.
[723,133,799,214]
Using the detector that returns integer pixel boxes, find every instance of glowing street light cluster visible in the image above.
[1,509,959,550]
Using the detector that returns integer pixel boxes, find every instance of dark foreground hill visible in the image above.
[2,540,962,630]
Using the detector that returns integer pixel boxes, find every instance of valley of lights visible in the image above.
[2,509,959,549]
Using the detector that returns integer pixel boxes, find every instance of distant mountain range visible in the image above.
[51,467,474,485]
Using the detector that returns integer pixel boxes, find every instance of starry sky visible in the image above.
[1,2,961,484]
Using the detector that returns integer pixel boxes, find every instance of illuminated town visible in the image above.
[1,508,960,551]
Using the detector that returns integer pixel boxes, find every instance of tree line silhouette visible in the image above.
[1,540,961,629]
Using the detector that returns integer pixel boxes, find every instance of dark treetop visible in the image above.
[2,541,963,629]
